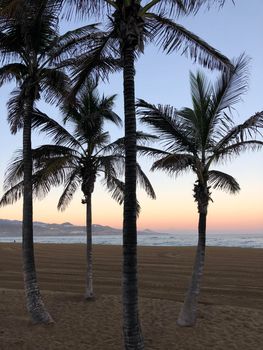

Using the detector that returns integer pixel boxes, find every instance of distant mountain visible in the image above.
[0,219,158,237]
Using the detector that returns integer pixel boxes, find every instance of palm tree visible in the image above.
[0,0,101,323]
[0,80,156,300]
[137,54,263,327]
[59,1,232,347]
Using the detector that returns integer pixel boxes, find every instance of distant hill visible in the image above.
[0,219,158,237]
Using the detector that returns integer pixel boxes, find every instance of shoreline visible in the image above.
[2,241,263,249]
[1,228,262,249]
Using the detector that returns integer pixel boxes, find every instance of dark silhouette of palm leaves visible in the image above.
[207,170,240,193]
[59,0,233,95]
[1,80,156,210]
[138,55,263,191]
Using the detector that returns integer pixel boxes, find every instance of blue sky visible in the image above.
[0,1,262,232]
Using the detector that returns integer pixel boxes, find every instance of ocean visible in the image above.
[1,232,263,248]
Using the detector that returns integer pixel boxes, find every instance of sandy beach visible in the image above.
[0,243,263,349]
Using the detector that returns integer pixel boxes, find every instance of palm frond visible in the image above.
[214,111,263,153]
[83,131,110,151]
[135,131,159,144]
[103,175,141,217]
[70,31,120,96]
[97,94,122,126]
[150,13,231,71]
[47,23,100,64]
[40,68,70,105]
[212,140,263,162]
[104,176,124,206]
[32,157,73,200]
[179,72,213,149]
[208,170,240,194]
[0,63,26,86]
[31,109,83,150]
[137,145,169,158]
[211,54,249,114]
[189,71,212,122]
[0,153,73,206]
[153,0,228,17]
[76,82,121,127]
[136,164,156,200]
[30,1,60,51]
[99,153,125,178]
[32,144,81,162]
[151,153,195,175]
[99,137,125,155]
[176,106,205,149]
[99,131,158,156]
[7,87,25,134]
[148,0,188,17]
[3,149,24,190]
[0,181,23,207]
[137,98,196,153]
[0,18,26,63]
[60,0,107,20]
[57,169,81,211]
[2,142,76,182]
[0,0,61,55]
[62,79,121,149]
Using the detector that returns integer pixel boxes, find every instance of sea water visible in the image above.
[1,232,263,248]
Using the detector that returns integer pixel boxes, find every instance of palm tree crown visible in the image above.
[63,0,232,92]
[1,79,156,212]
[1,80,121,205]
[0,0,61,118]
[138,55,263,201]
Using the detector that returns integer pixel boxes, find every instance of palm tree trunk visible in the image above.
[177,206,207,327]
[122,46,144,350]
[85,192,93,299]
[22,91,53,324]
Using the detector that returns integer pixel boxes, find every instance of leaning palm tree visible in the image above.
[0,80,156,300]
[60,1,232,347]
[0,0,101,323]
[137,54,263,327]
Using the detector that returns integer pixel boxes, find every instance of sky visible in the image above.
[0,1,262,233]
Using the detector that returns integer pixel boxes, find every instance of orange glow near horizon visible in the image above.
[1,180,262,233]
[1,204,262,232]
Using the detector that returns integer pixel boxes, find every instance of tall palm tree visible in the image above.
[137,54,263,327]
[0,0,101,323]
[0,80,156,300]
[59,1,232,347]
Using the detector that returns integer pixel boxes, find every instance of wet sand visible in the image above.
[0,243,262,349]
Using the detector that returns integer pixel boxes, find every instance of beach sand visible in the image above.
[0,243,262,349]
